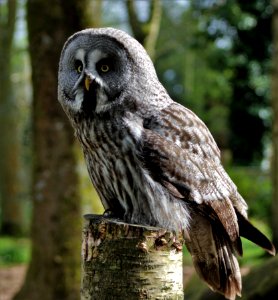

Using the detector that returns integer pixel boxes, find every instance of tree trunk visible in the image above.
[81,215,184,300]
[271,0,278,248]
[14,1,97,299]
[0,0,23,235]
[126,0,162,60]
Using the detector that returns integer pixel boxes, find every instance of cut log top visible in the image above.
[81,214,184,300]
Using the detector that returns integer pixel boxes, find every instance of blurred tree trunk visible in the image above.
[0,0,23,235]
[14,1,100,299]
[272,0,278,248]
[90,0,103,28]
[126,0,162,60]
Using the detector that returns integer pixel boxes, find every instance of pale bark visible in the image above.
[81,215,184,300]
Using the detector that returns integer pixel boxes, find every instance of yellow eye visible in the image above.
[100,64,110,73]
[75,60,83,73]
[77,64,83,73]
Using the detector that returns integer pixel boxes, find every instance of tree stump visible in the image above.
[81,214,184,300]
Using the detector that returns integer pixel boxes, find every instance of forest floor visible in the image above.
[0,265,27,300]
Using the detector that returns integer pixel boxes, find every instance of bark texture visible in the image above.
[81,215,184,300]
[14,1,95,299]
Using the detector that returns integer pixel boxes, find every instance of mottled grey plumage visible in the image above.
[58,28,275,300]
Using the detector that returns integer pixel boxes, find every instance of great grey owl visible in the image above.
[58,28,275,299]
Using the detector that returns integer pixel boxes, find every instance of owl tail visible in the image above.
[236,211,276,256]
[184,206,276,300]
[184,212,242,300]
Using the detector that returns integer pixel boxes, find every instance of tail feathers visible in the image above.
[184,213,242,300]
[236,211,276,256]
[212,230,242,300]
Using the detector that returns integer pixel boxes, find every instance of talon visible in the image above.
[103,208,115,217]
[172,241,183,252]
[155,236,168,247]
[137,241,148,253]
[103,208,122,220]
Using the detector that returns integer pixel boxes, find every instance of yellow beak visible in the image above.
[85,76,91,91]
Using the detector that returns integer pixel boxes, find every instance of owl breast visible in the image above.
[75,113,189,230]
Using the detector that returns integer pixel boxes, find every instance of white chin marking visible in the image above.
[95,89,108,113]
[72,90,83,111]
[124,115,143,141]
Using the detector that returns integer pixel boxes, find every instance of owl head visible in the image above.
[58,27,160,119]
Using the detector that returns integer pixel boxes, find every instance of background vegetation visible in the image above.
[0,0,277,299]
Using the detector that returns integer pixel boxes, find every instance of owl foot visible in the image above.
[102,208,124,221]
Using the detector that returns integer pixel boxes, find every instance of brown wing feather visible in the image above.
[141,102,275,299]
[141,126,240,243]
[184,208,242,300]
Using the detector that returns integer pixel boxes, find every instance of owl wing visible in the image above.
[142,102,246,235]
[140,102,275,299]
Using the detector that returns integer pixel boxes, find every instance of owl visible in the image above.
[58,28,275,299]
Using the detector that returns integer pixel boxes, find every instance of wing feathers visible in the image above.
[236,210,276,256]
[138,103,276,299]
[184,209,241,300]
[208,200,239,243]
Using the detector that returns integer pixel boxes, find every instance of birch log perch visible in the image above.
[81,214,184,300]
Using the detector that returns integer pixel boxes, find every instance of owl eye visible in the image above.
[100,64,110,73]
[96,58,113,74]
[75,60,83,73]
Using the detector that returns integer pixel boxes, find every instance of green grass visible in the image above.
[226,166,271,221]
[239,218,273,266]
[0,237,30,266]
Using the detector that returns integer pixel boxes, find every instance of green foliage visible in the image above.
[227,166,271,221]
[0,237,30,266]
[191,0,272,164]
[75,146,104,215]
[240,234,267,266]
[155,2,233,150]
[155,1,272,164]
